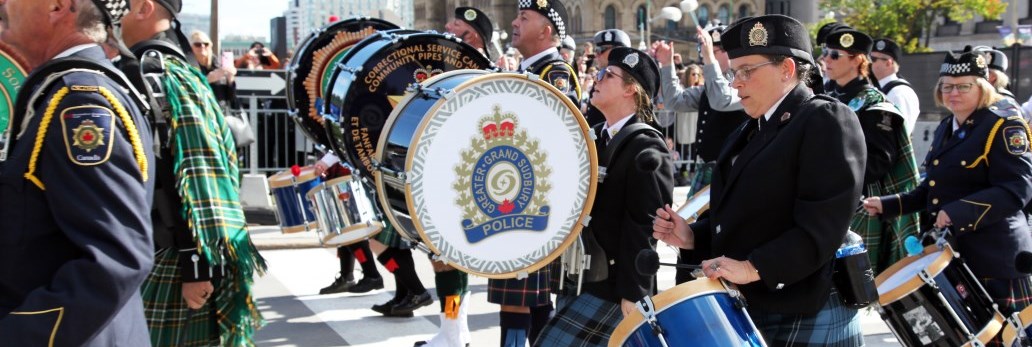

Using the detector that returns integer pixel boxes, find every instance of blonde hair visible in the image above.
[855,54,871,78]
[989,69,1010,91]
[933,77,1002,109]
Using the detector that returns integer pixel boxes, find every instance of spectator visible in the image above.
[235,41,280,69]
[190,30,238,108]
[686,64,704,87]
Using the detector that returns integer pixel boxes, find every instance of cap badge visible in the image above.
[748,22,768,47]
[711,31,721,42]
[840,33,854,49]
[975,55,987,69]
[876,40,885,51]
[464,9,477,21]
[624,53,639,68]
[537,0,548,9]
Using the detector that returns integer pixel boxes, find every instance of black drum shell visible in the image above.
[322,30,492,174]
[286,17,398,149]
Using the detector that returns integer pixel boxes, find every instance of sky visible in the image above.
[182,0,288,39]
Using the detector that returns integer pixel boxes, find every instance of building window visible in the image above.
[718,4,730,25]
[604,5,618,29]
[698,5,710,26]
[637,5,647,30]
[738,4,750,19]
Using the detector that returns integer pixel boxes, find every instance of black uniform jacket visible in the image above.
[695,91,750,162]
[881,105,1032,279]
[0,46,156,346]
[523,49,581,108]
[828,76,899,187]
[689,84,867,315]
[583,116,674,303]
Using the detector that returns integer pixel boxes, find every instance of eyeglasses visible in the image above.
[595,67,624,82]
[598,45,614,54]
[940,83,975,94]
[724,61,775,82]
[821,50,854,60]
[869,56,890,62]
[192,42,211,48]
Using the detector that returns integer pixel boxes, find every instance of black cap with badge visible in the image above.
[872,38,902,61]
[720,15,814,65]
[593,29,631,48]
[940,49,989,79]
[456,7,493,56]
[706,25,727,48]
[824,27,873,54]
[518,0,569,40]
[607,47,660,99]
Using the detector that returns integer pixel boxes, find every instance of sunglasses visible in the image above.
[595,67,624,82]
[869,56,890,62]
[821,50,854,60]
[192,42,211,48]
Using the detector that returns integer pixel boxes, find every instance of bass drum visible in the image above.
[0,41,28,160]
[322,30,492,174]
[286,17,398,149]
[375,70,598,278]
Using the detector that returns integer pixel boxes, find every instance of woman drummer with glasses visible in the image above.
[864,49,1032,342]
[652,15,868,345]
[821,27,922,274]
[535,47,674,346]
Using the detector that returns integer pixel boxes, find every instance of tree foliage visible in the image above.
[819,0,1007,52]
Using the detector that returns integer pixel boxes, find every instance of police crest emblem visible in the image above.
[840,33,855,49]
[61,106,115,165]
[748,22,768,47]
[1004,126,1029,155]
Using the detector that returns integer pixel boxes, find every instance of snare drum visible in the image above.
[322,30,493,174]
[268,166,321,233]
[1003,306,1032,346]
[286,17,398,148]
[876,244,1005,346]
[677,185,710,223]
[374,70,598,278]
[609,278,767,346]
[305,175,383,247]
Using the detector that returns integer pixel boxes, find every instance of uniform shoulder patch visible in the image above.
[547,70,571,94]
[1003,125,1029,156]
[60,105,116,166]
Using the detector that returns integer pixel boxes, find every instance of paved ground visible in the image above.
[248,186,903,346]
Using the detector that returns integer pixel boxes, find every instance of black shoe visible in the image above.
[348,277,384,293]
[414,341,469,347]
[390,291,433,315]
[372,296,403,314]
[319,275,356,295]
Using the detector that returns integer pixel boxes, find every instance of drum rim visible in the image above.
[268,166,320,188]
[320,222,384,247]
[1002,305,1032,345]
[322,175,357,186]
[281,222,318,234]
[374,70,599,278]
[676,185,711,223]
[875,244,955,305]
[608,279,737,346]
[0,46,27,135]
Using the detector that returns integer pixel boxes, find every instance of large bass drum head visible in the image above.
[286,17,398,149]
[0,41,28,159]
[323,30,492,173]
[380,71,598,278]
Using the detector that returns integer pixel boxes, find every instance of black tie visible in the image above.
[599,129,611,151]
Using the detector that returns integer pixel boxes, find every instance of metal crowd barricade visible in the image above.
[236,94,317,175]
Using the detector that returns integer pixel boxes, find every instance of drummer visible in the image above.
[652,15,868,345]
[413,6,496,347]
[490,1,580,345]
[535,46,673,346]
[863,49,1032,331]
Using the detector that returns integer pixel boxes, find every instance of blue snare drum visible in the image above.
[268,166,321,233]
[610,278,767,347]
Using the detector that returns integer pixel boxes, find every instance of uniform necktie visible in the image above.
[599,129,611,151]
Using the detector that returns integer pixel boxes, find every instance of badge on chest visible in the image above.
[61,105,115,166]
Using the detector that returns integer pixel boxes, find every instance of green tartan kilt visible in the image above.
[688,162,715,197]
[141,249,219,347]
[375,218,413,249]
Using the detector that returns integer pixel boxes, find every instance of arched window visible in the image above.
[697,5,710,26]
[717,4,731,25]
[636,5,647,31]
[738,4,750,19]
[604,5,617,29]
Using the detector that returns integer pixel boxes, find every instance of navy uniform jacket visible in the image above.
[582,116,674,303]
[0,46,156,346]
[689,84,867,315]
[881,104,1032,279]
[523,49,581,108]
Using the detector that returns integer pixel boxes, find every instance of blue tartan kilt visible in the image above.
[488,265,554,307]
[533,293,622,347]
[747,290,863,347]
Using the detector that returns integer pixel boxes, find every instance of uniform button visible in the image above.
[961,227,966,231]
[932,198,939,205]
[698,140,703,143]
[931,211,938,216]
[699,130,704,134]
[716,225,722,234]
[702,120,707,124]
[929,180,936,187]
[933,160,939,166]
[960,160,966,166]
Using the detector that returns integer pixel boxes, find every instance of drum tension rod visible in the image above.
[635,296,670,347]
[719,279,748,309]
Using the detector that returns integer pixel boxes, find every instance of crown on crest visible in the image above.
[479,106,519,144]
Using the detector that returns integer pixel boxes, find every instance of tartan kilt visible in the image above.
[981,276,1032,347]
[141,249,219,347]
[747,290,863,347]
[488,265,554,307]
[687,162,715,196]
[533,293,622,347]
[375,219,412,249]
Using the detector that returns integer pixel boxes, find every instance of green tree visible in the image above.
[819,0,1007,53]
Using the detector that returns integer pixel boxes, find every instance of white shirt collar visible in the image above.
[762,87,794,122]
[520,48,557,71]
[877,73,899,88]
[602,113,635,137]
[54,44,98,59]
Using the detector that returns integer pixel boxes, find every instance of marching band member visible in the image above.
[0,0,156,344]
[119,0,268,344]
[870,38,920,135]
[582,29,631,127]
[821,26,921,273]
[653,15,867,346]
[490,1,580,345]
[535,46,673,346]
[412,6,496,347]
[864,49,1032,344]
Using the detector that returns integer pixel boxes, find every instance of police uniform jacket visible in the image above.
[658,65,747,162]
[521,48,581,108]
[880,105,1032,279]
[582,116,674,303]
[688,84,866,315]
[0,46,156,346]
[827,76,900,188]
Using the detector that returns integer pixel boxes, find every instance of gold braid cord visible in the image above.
[303,27,378,124]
